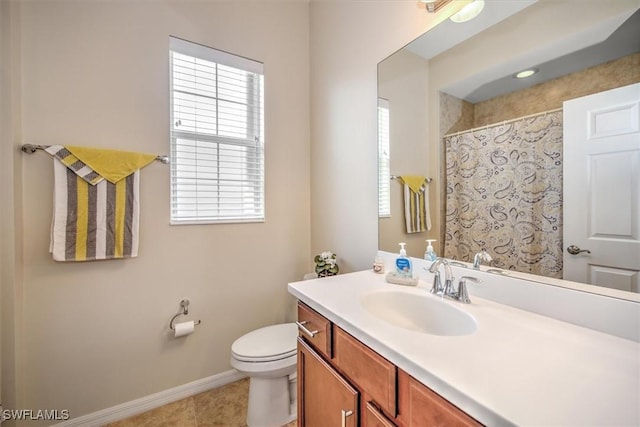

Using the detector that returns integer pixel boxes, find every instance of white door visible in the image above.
[563,83,640,292]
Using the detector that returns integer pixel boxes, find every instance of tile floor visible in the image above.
[106,378,297,427]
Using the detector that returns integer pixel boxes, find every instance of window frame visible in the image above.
[169,37,265,225]
[378,98,391,218]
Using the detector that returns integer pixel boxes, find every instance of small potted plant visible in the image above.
[314,251,339,278]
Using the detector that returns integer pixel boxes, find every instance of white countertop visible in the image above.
[288,270,640,427]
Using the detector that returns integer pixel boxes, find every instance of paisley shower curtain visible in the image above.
[443,110,563,278]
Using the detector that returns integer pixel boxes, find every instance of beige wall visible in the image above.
[378,49,436,258]
[309,0,462,271]
[10,0,310,420]
[1,0,25,416]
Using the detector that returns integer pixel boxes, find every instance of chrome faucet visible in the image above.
[428,258,453,296]
[428,258,482,303]
[473,249,493,269]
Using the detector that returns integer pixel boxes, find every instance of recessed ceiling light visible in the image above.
[450,0,485,23]
[514,68,538,79]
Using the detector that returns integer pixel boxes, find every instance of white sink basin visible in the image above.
[360,290,477,336]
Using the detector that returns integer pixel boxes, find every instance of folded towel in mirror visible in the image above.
[399,175,431,234]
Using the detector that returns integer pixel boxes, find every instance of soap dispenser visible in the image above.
[424,239,437,262]
[395,242,413,278]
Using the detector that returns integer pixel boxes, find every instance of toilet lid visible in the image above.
[232,323,298,362]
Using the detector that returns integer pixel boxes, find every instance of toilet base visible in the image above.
[247,375,297,427]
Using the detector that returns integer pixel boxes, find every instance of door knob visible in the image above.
[567,245,591,255]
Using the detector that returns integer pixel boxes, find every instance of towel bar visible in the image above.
[21,143,170,164]
[391,175,433,183]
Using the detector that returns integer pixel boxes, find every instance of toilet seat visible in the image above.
[232,323,298,363]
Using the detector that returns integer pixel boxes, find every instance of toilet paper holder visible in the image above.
[169,298,202,331]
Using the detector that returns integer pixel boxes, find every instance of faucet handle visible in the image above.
[473,249,493,269]
[457,276,482,304]
[430,271,443,295]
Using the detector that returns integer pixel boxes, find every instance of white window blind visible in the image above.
[169,37,264,224]
[378,98,391,218]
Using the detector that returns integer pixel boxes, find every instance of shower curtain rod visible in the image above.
[21,143,169,164]
[443,107,562,138]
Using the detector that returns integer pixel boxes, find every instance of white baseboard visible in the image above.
[52,370,246,427]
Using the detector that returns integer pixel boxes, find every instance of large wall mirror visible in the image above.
[378,0,640,296]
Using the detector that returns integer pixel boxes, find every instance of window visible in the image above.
[169,37,264,224]
[378,98,390,218]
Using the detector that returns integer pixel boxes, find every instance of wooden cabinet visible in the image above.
[333,326,397,417]
[365,402,397,427]
[297,337,358,427]
[296,302,482,427]
[397,369,482,427]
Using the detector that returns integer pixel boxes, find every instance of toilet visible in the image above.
[230,323,298,427]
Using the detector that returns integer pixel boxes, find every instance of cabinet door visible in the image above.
[298,338,359,427]
[364,402,397,427]
[398,370,482,427]
[334,326,397,416]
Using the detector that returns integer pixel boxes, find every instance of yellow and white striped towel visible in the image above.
[46,145,156,261]
[399,175,432,234]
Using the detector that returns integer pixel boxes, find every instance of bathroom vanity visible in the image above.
[296,301,480,426]
[288,264,640,426]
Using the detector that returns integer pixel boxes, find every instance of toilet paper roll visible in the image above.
[174,320,195,338]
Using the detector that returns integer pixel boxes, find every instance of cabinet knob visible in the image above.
[341,409,354,427]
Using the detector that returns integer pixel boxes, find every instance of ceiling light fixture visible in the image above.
[450,0,485,23]
[514,68,539,79]
[420,0,452,14]
[421,0,437,13]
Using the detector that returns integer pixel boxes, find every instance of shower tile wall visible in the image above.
[440,53,640,131]
[473,53,640,126]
